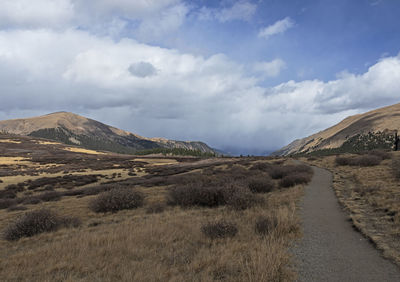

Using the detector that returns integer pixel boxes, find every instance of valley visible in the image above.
[0,134,310,281]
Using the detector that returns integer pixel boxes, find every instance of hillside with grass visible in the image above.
[0,112,218,156]
[274,103,400,156]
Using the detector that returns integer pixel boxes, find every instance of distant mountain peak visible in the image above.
[0,112,218,155]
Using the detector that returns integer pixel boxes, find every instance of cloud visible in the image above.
[136,3,189,41]
[1,28,400,154]
[128,62,158,78]
[74,0,182,20]
[0,0,74,29]
[198,1,257,23]
[258,17,294,39]
[0,0,188,41]
[253,59,286,77]
[216,1,257,22]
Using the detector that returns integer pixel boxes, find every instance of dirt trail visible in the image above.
[293,166,400,281]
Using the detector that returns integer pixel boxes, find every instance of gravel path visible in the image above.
[293,166,400,281]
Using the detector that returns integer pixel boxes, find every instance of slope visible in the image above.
[274,103,400,156]
[0,112,217,155]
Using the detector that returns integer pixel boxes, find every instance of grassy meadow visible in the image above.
[0,135,314,281]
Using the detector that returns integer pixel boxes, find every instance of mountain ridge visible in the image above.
[273,103,400,156]
[0,112,218,155]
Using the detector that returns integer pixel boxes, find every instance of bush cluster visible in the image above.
[201,220,238,239]
[335,154,382,167]
[248,176,274,193]
[168,182,262,210]
[369,149,391,160]
[3,209,81,241]
[89,187,144,213]
[167,183,226,207]
[280,172,312,188]
[0,199,17,210]
[224,185,263,211]
[268,164,312,179]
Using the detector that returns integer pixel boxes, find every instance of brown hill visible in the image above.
[0,112,217,155]
[274,103,400,156]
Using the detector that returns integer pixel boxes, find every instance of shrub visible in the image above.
[255,216,278,236]
[0,190,17,199]
[353,155,382,167]
[146,203,166,214]
[7,205,28,212]
[2,209,70,241]
[335,156,352,166]
[248,176,274,193]
[369,149,391,160]
[167,183,226,208]
[250,162,271,171]
[38,191,62,202]
[225,186,263,211]
[22,196,41,205]
[268,164,312,179]
[268,166,288,179]
[336,155,382,167]
[89,188,144,213]
[201,220,238,239]
[0,199,17,210]
[280,173,312,188]
[5,184,24,193]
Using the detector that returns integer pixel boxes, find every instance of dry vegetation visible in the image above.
[0,134,314,281]
[302,150,400,266]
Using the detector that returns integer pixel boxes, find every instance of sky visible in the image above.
[1,0,400,155]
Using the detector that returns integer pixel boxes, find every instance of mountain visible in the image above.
[273,103,400,156]
[0,112,217,155]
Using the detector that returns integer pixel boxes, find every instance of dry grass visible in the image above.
[0,158,305,281]
[0,191,301,282]
[133,158,178,165]
[63,147,107,155]
[0,136,310,281]
[303,152,400,266]
[0,139,22,144]
[0,157,31,165]
[36,140,60,145]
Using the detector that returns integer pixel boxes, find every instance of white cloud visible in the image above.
[258,17,294,39]
[136,3,189,41]
[216,1,257,22]
[198,1,257,23]
[253,59,286,77]
[0,0,74,28]
[1,28,400,153]
[74,0,182,20]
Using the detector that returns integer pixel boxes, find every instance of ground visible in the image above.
[0,134,308,281]
[301,152,400,266]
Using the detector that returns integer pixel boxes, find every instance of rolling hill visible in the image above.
[274,103,400,156]
[0,112,217,156]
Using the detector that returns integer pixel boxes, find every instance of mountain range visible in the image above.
[274,103,400,156]
[0,112,217,156]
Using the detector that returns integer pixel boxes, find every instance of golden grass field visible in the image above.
[0,135,310,281]
[0,182,302,281]
[302,152,400,266]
